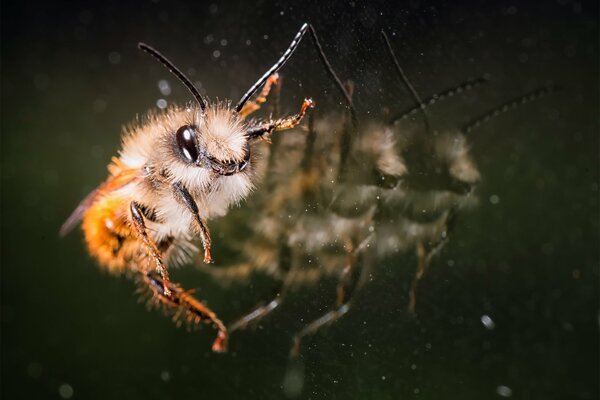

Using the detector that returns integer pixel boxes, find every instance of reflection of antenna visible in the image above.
[381,30,430,132]
[307,25,357,125]
[462,85,557,133]
[390,76,489,125]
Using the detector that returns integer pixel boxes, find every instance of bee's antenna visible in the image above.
[235,23,355,123]
[381,30,430,132]
[390,76,489,125]
[462,85,557,133]
[138,43,208,112]
[236,24,309,113]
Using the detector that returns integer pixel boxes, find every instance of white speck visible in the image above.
[496,385,512,397]
[489,194,500,204]
[160,370,171,382]
[245,39,251,46]
[158,79,171,96]
[108,51,121,64]
[411,364,417,370]
[212,50,221,58]
[263,34,269,40]
[280,11,285,15]
[156,98,167,109]
[381,375,386,381]
[58,384,74,399]
[414,388,420,394]
[220,39,228,46]
[481,315,496,330]
[447,259,455,267]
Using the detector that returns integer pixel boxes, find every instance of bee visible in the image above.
[59,23,350,352]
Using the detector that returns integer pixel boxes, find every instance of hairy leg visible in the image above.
[239,73,280,118]
[139,270,228,352]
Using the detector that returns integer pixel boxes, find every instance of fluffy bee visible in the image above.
[59,23,347,352]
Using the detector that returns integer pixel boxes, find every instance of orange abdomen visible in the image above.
[82,194,140,274]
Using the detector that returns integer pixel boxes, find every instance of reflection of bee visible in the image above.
[59,23,348,352]
[201,32,555,360]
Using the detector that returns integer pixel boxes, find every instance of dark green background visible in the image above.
[1,1,598,399]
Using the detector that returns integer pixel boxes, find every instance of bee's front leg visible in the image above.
[172,182,213,264]
[246,98,314,140]
[130,201,171,296]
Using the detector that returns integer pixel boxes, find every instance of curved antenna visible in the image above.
[462,85,557,133]
[389,76,489,125]
[138,43,207,112]
[235,23,355,122]
[381,30,430,132]
[235,24,309,113]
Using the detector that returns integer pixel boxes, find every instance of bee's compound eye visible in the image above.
[175,125,198,163]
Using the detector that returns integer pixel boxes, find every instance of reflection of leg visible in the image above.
[290,302,352,357]
[139,271,228,352]
[227,243,295,339]
[290,236,373,357]
[239,73,280,118]
[228,295,283,333]
[408,217,452,313]
[408,241,429,314]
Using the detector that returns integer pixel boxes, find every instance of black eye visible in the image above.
[175,125,198,163]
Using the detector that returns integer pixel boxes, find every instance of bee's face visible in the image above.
[172,106,250,176]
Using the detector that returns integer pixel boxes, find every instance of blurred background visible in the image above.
[1,0,598,399]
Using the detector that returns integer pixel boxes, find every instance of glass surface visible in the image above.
[1,1,598,399]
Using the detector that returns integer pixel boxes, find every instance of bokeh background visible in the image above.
[1,1,598,399]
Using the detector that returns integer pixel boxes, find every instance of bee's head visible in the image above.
[173,106,250,176]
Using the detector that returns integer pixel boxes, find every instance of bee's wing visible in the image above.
[59,168,140,237]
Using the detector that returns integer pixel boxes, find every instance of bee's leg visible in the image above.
[130,201,171,296]
[239,73,280,118]
[246,98,314,141]
[139,271,228,352]
[290,236,373,357]
[172,182,213,263]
